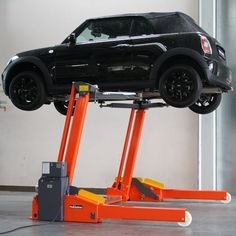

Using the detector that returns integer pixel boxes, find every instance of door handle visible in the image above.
[111,44,131,49]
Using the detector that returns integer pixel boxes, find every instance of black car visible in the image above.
[1,12,233,115]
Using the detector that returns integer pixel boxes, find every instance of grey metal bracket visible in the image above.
[132,178,159,200]
[100,101,168,110]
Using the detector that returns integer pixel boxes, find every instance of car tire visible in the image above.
[189,93,222,114]
[54,100,75,116]
[159,65,202,108]
[9,71,46,111]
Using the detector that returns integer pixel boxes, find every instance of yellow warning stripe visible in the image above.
[78,189,105,204]
[143,178,165,189]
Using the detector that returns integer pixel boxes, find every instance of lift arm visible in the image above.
[32,82,230,228]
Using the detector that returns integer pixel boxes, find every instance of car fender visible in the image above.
[149,47,210,85]
[4,56,52,95]
[132,42,167,54]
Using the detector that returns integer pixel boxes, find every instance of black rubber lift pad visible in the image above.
[132,178,159,200]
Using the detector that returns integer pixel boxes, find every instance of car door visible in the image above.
[91,38,136,91]
[86,17,134,91]
[129,17,164,88]
[53,17,134,91]
[53,43,96,85]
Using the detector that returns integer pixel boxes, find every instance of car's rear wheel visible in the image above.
[159,65,202,108]
[54,100,69,116]
[9,71,46,111]
[54,100,75,116]
[189,93,222,114]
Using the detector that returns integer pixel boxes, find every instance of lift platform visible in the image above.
[32,82,231,227]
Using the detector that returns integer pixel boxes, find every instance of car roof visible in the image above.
[88,12,194,21]
[86,12,204,34]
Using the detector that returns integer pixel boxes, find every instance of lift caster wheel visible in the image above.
[221,192,232,204]
[178,211,192,227]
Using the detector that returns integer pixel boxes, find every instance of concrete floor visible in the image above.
[0,191,235,236]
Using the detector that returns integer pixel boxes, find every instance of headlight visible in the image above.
[6,55,19,66]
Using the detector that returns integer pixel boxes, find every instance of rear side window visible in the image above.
[76,18,132,43]
[131,18,154,36]
[150,15,205,34]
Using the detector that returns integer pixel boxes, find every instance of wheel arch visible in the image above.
[150,48,209,88]
[4,56,52,96]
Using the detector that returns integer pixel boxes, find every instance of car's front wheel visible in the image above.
[9,71,46,111]
[159,65,202,108]
[189,93,222,114]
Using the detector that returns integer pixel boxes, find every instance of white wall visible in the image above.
[0,0,199,189]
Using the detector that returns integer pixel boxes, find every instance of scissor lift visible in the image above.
[32,82,231,227]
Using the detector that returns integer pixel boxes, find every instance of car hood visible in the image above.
[17,46,56,57]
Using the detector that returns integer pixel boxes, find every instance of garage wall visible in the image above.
[0,0,199,189]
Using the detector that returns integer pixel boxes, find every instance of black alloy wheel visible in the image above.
[159,65,202,108]
[9,71,46,111]
[54,100,75,116]
[189,93,222,114]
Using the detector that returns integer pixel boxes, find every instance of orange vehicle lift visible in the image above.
[32,82,231,227]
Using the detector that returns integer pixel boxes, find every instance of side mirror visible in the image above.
[68,33,76,45]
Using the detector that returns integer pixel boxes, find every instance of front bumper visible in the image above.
[206,59,233,92]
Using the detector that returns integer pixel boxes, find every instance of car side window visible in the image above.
[76,18,132,44]
[131,18,154,37]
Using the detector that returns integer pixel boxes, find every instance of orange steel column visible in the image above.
[57,85,76,162]
[121,109,146,199]
[98,204,186,222]
[115,109,135,188]
[64,93,89,184]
